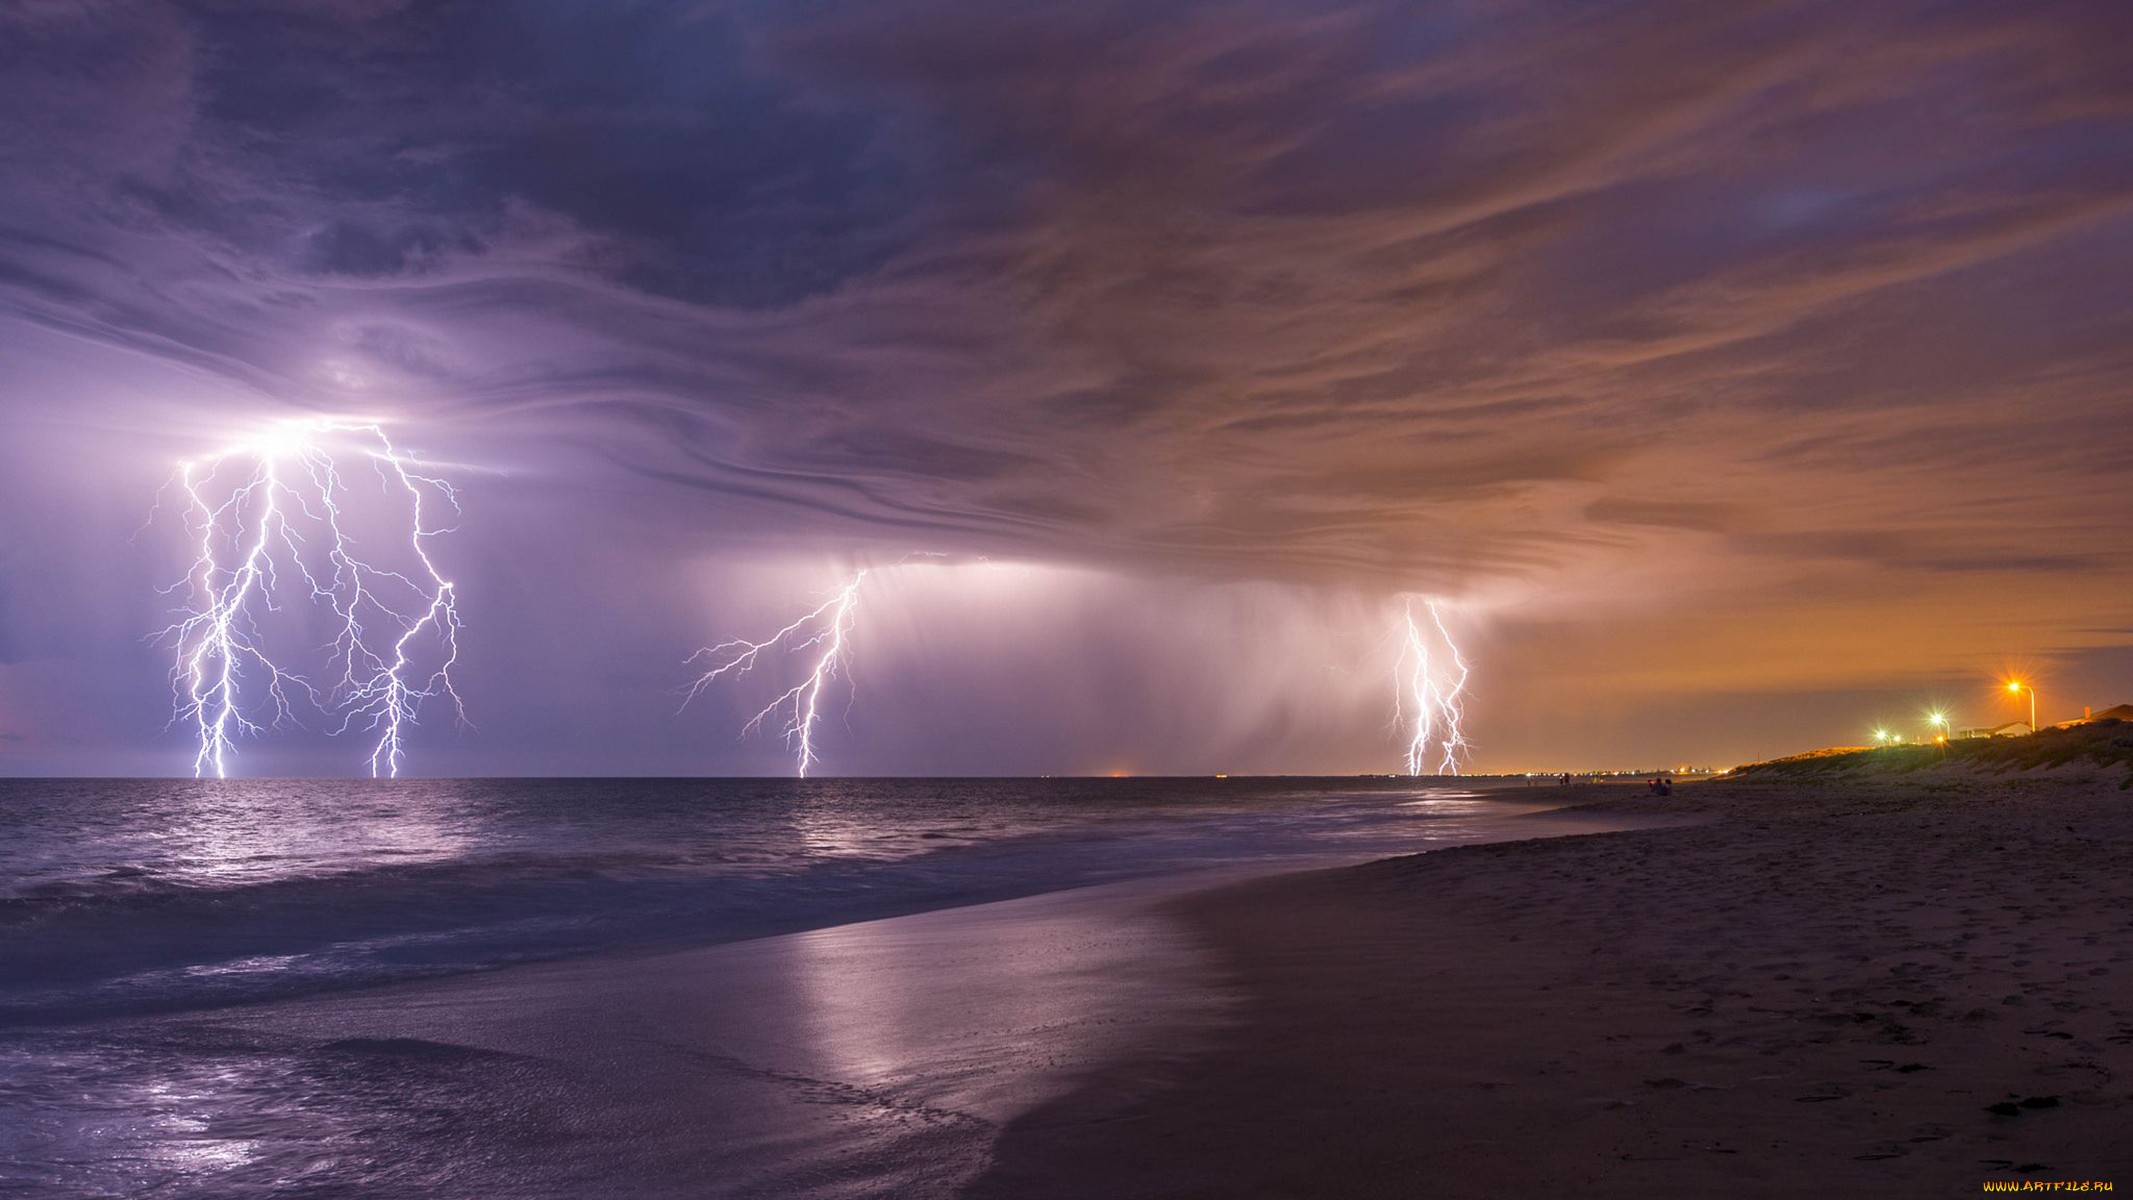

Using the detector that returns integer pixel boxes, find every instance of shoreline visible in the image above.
[7,794,1670,1197]
[26,774,2121,1196]
[0,779,1611,1033]
[967,776,2133,1197]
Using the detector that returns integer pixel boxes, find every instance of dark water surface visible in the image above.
[0,776,1564,1025]
[0,776,1576,1197]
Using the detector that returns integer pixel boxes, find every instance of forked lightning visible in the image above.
[155,418,464,778]
[1394,599,1470,776]
[682,569,867,777]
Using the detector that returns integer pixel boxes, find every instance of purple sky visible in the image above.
[2,0,2130,776]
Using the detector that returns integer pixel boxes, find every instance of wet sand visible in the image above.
[968,776,2133,1197]
[51,803,1655,1198]
[99,873,1231,1198]
[33,778,2126,1196]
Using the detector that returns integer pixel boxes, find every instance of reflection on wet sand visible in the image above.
[1,782,1645,1197]
[42,876,1233,1199]
[777,876,1234,1127]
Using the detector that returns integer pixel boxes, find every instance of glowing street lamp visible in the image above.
[1927,710,1949,743]
[2006,680,2036,733]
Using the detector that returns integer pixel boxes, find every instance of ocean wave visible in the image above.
[0,777,1531,1026]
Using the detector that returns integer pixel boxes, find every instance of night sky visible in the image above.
[2,0,2129,776]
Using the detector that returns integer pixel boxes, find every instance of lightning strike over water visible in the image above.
[1394,599,1471,776]
[683,569,868,777]
[154,418,466,778]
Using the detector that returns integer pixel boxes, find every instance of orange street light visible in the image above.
[2006,680,2036,732]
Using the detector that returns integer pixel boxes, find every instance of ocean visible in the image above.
[0,776,1576,1197]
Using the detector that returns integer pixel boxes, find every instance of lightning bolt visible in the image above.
[683,569,867,777]
[160,455,314,780]
[154,418,465,778]
[1394,599,1470,776]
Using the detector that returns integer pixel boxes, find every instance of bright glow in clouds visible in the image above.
[153,418,465,778]
[1394,600,1470,776]
[684,569,868,777]
[679,564,1477,777]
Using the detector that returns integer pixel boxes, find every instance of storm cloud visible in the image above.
[2,0,2129,774]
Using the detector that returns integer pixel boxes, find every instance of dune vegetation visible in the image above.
[1734,716,2133,787]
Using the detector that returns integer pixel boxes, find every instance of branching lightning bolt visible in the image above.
[1394,599,1470,776]
[154,418,465,778]
[161,455,314,779]
[682,569,867,777]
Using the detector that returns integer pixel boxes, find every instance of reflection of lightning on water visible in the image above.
[1394,599,1470,776]
[683,569,867,778]
[153,418,465,779]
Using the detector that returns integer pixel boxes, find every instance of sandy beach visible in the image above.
[15,772,2128,1197]
[13,789,1667,1198]
[971,773,2133,1197]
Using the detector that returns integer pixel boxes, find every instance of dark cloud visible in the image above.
[300,221,469,277]
[0,0,2130,773]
